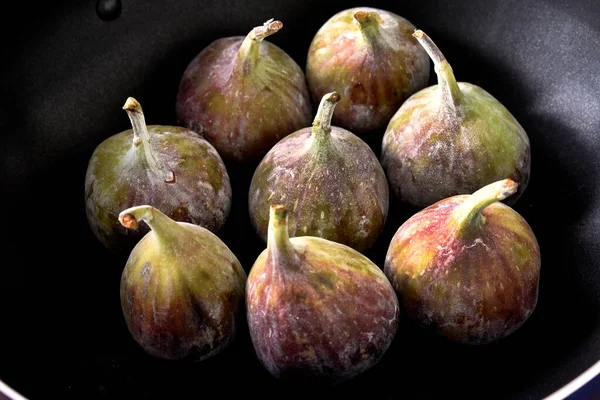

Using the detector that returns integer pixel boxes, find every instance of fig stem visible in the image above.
[267,205,295,259]
[119,205,182,245]
[312,91,340,139]
[413,30,463,116]
[123,97,151,146]
[452,179,518,236]
[354,11,383,46]
[236,19,282,74]
[123,98,175,183]
[249,18,283,41]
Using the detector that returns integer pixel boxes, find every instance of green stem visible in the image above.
[119,205,183,248]
[123,98,175,183]
[267,205,295,260]
[311,91,340,150]
[235,19,282,74]
[123,97,151,147]
[451,179,518,238]
[354,11,384,48]
[413,30,463,118]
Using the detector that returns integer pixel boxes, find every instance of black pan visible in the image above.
[1,0,598,398]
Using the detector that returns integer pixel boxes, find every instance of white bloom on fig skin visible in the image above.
[176,19,312,163]
[85,97,232,256]
[381,30,531,209]
[248,91,389,252]
[246,205,399,383]
[307,7,430,134]
[118,205,246,361]
[385,179,541,345]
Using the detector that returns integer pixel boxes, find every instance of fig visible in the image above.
[176,19,312,163]
[249,91,389,252]
[384,179,541,344]
[381,30,531,209]
[247,205,399,384]
[85,97,231,256]
[119,205,247,360]
[306,7,429,135]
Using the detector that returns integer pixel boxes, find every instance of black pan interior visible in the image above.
[1,0,599,398]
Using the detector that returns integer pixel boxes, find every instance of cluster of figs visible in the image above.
[85,7,540,384]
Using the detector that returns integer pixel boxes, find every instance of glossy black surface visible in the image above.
[95,0,122,22]
[1,0,599,398]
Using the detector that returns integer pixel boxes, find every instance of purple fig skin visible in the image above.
[306,8,430,134]
[119,206,247,360]
[176,19,313,163]
[85,98,232,256]
[384,180,541,344]
[249,92,389,252]
[381,30,531,209]
[247,206,399,384]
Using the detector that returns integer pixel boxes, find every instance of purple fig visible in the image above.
[381,30,531,209]
[384,179,541,344]
[119,205,246,360]
[85,98,231,256]
[306,8,429,134]
[246,205,399,384]
[176,19,312,162]
[249,91,389,252]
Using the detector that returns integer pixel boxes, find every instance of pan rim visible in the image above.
[1,361,599,400]
[543,359,600,400]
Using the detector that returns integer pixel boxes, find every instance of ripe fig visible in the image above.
[249,91,389,252]
[381,30,531,209]
[85,98,231,256]
[384,179,540,344]
[306,7,429,134]
[247,205,399,384]
[119,205,246,360]
[176,19,312,163]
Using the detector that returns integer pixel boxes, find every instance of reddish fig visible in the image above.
[381,30,531,209]
[85,98,231,256]
[249,91,388,252]
[176,19,312,162]
[119,205,246,360]
[247,205,399,384]
[306,7,429,134]
[384,179,540,344]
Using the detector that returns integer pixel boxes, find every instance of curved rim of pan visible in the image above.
[543,359,600,400]
[0,360,598,399]
[0,379,26,400]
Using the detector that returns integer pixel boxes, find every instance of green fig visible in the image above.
[119,205,246,360]
[249,91,389,252]
[176,19,313,163]
[85,98,231,256]
[306,7,429,134]
[385,179,540,344]
[381,30,531,209]
[247,205,399,384]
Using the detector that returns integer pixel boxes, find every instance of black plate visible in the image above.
[1,0,599,398]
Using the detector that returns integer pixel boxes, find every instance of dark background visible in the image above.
[1,0,599,398]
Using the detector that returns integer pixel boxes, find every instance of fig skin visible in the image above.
[306,8,429,135]
[119,205,247,360]
[176,19,312,163]
[85,98,232,256]
[249,92,389,252]
[381,30,531,209]
[384,180,541,344]
[247,205,399,384]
